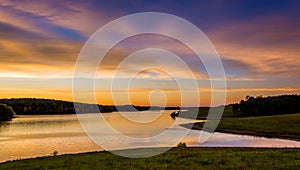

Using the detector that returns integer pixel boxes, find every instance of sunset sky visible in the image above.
[0,0,299,106]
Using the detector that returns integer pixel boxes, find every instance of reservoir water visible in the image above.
[1,110,300,162]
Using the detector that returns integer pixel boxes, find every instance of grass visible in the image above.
[0,147,300,169]
[191,113,300,141]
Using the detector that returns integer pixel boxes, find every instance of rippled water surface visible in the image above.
[1,110,300,162]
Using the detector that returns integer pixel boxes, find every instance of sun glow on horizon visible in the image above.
[0,1,299,106]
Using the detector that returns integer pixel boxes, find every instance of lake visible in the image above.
[1,110,300,162]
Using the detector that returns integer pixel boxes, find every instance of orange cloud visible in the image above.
[0,1,299,106]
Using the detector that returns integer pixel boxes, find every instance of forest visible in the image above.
[231,94,300,117]
[1,95,299,117]
[0,98,179,115]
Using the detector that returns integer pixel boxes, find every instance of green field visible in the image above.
[1,147,299,169]
[191,113,300,141]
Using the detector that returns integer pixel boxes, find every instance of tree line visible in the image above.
[231,94,300,117]
[0,98,179,115]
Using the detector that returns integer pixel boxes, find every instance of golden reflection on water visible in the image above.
[104,110,175,138]
[0,114,100,162]
[1,111,300,163]
[0,111,176,162]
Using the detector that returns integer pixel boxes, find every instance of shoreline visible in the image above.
[184,122,300,142]
[180,113,300,142]
[2,138,300,164]
[1,147,300,169]
[181,113,300,142]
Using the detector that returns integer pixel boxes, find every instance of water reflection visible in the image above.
[103,111,175,138]
[0,111,300,162]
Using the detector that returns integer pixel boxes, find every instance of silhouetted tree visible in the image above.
[231,103,240,117]
[0,103,16,119]
[238,95,300,116]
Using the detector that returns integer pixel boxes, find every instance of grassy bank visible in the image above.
[191,113,300,141]
[1,147,300,169]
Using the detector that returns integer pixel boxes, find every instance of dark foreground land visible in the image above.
[1,147,299,169]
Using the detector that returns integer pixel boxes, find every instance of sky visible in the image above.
[0,0,299,106]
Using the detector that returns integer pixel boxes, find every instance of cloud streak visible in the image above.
[0,0,299,105]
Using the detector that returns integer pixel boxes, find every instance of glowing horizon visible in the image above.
[0,1,299,106]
